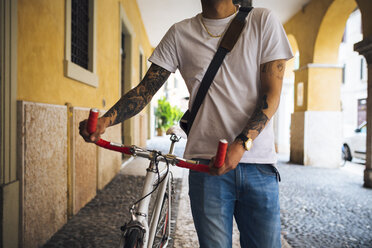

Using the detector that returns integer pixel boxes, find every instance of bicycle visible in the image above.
[86,109,228,248]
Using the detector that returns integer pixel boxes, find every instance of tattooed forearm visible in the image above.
[241,95,269,137]
[240,59,286,139]
[103,64,170,126]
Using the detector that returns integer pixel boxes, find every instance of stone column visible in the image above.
[290,64,343,168]
[355,36,372,188]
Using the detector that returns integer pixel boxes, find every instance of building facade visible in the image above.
[1,0,153,247]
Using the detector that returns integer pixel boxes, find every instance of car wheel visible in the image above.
[342,144,352,162]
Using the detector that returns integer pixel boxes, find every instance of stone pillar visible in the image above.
[355,36,372,188]
[290,64,343,167]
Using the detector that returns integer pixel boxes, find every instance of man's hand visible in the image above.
[79,117,109,143]
[209,140,245,176]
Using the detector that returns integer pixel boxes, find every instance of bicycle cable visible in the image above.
[130,152,170,209]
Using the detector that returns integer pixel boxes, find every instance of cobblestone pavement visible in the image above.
[278,160,372,248]
[43,172,182,248]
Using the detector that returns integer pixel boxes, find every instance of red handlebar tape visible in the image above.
[95,139,132,155]
[177,160,210,173]
[214,139,228,168]
[87,108,99,134]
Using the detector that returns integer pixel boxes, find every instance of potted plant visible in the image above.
[155,97,183,136]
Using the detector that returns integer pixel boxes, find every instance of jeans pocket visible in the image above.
[255,164,281,182]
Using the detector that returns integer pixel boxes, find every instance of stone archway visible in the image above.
[314,0,357,64]
[284,0,359,168]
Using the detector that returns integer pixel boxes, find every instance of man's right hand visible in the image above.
[79,117,108,143]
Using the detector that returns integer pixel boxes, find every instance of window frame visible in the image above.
[64,0,98,87]
[360,57,367,81]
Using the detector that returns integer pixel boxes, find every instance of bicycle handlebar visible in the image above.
[86,109,227,172]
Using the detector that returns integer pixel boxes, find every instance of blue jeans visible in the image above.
[188,161,281,248]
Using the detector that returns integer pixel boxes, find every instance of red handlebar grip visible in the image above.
[214,139,228,168]
[177,160,210,173]
[87,108,99,134]
[95,139,132,155]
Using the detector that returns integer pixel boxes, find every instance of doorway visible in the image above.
[119,3,134,149]
[121,32,126,148]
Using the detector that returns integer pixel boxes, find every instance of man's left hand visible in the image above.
[209,140,245,176]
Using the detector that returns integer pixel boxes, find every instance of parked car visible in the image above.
[343,122,367,161]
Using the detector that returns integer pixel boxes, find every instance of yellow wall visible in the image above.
[17,0,153,110]
[307,67,342,111]
[284,0,357,112]
[284,0,334,66]
[313,0,357,63]
[284,0,356,64]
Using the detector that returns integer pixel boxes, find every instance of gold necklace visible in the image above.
[201,6,238,38]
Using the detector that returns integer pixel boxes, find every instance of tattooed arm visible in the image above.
[79,63,171,142]
[210,59,286,175]
[103,64,170,126]
[241,59,286,139]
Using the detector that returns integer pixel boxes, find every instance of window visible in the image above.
[342,64,346,84]
[174,77,178,88]
[65,0,98,87]
[360,57,367,81]
[71,0,89,69]
[294,52,300,70]
[360,124,367,134]
[341,27,347,43]
[358,98,367,126]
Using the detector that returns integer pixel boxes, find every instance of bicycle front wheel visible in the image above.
[120,227,144,248]
[152,191,170,248]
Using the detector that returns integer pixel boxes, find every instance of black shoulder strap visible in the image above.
[186,7,253,135]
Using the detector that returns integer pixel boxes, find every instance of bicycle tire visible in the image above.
[120,227,143,248]
[152,191,170,248]
[343,144,352,161]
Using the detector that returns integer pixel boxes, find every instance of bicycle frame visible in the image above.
[147,136,179,248]
[137,154,172,247]
[86,108,228,247]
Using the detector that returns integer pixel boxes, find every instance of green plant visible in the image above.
[155,97,183,131]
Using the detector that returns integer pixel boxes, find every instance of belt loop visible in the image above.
[273,166,281,182]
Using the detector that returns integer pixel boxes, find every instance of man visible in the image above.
[80,0,293,247]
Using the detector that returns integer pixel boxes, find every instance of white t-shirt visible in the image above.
[149,8,293,163]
